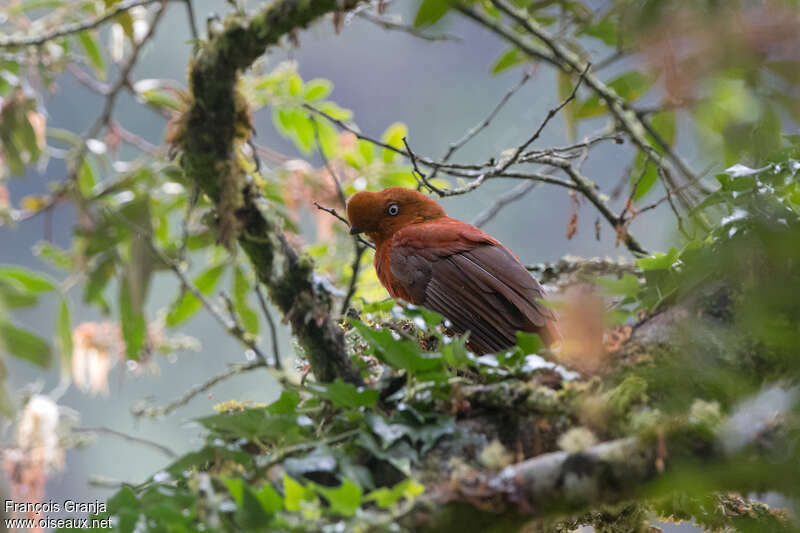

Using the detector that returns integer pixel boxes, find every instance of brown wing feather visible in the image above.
[388,240,557,353]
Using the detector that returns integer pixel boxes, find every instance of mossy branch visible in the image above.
[176,0,363,384]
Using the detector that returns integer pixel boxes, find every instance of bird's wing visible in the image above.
[387,220,556,353]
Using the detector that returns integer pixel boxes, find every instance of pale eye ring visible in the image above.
[387,204,399,216]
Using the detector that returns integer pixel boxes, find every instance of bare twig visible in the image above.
[341,242,367,315]
[131,361,267,418]
[0,0,169,48]
[313,201,375,249]
[74,426,176,458]
[471,180,538,228]
[255,285,282,370]
[356,11,461,42]
[441,72,531,163]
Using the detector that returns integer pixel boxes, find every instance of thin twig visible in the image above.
[313,201,375,249]
[341,243,367,315]
[255,285,282,370]
[74,426,176,457]
[356,11,461,42]
[441,72,531,163]
[131,361,267,418]
[472,181,538,228]
[0,0,169,48]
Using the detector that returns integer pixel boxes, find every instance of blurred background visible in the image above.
[2,0,795,530]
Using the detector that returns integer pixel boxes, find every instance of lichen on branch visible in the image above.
[172,0,363,384]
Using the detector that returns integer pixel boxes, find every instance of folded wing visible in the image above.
[387,223,558,354]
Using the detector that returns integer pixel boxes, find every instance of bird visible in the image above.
[346,187,560,354]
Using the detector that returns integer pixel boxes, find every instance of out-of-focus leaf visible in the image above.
[650,110,676,147]
[233,266,259,335]
[580,13,618,46]
[415,0,452,27]
[165,263,226,327]
[608,71,653,101]
[77,31,106,80]
[558,71,578,140]
[78,158,96,197]
[283,474,316,512]
[57,298,73,375]
[631,151,658,202]
[594,272,641,297]
[491,47,524,75]
[317,479,362,516]
[381,122,407,163]
[358,138,374,164]
[119,279,146,360]
[365,478,425,508]
[0,320,52,366]
[0,265,56,292]
[310,378,379,409]
[304,79,332,101]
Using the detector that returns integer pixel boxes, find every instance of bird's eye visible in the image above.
[387,204,399,216]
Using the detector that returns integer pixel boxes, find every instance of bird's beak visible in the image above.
[349,225,363,235]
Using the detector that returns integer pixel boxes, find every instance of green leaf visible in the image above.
[283,474,315,512]
[575,94,606,119]
[57,298,73,372]
[317,479,362,516]
[197,408,308,444]
[77,31,105,80]
[0,278,40,309]
[0,320,52,366]
[311,378,379,409]
[636,248,678,271]
[254,483,283,513]
[317,101,352,121]
[558,71,578,140]
[650,110,676,147]
[119,279,146,360]
[631,151,658,202]
[608,71,653,101]
[165,263,226,327]
[593,272,641,297]
[581,13,618,46]
[366,479,425,508]
[415,0,452,27]
[490,47,525,75]
[0,265,56,292]
[381,122,407,163]
[350,320,445,378]
[78,158,96,197]
[304,79,333,102]
[358,138,374,164]
[233,267,259,335]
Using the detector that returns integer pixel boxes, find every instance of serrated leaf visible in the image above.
[0,320,52,366]
[165,264,226,327]
[593,272,641,297]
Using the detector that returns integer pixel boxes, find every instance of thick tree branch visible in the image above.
[176,0,363,384]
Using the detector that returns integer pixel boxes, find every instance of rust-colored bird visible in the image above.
[346,187,560,354]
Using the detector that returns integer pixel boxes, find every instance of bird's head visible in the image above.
[346,187,447,243]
